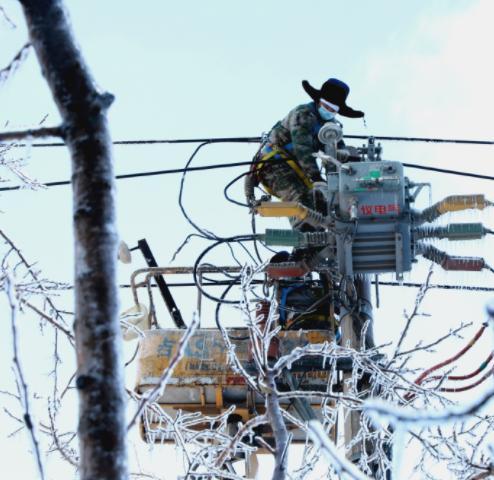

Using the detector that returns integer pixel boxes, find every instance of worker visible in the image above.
[249,78,364,219]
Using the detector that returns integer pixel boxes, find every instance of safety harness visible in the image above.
[253,142,314,195]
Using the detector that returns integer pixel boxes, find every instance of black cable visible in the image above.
[345,134,494,145]
[215,279,250,341]
[2,156,492,193]
[223,170,250,208]
[170,233,209,263]
[402,163,494,181]
[0,160,256,192]
[192,235,257,304]
[250,212,278,263]
[251,213,264,264]
[119,281,494,292]
[178,141,218,239]
[12,133,494,148]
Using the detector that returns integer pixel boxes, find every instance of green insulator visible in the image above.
[445,223,484,240]
[416,223,485,241]
[262,229,304,247]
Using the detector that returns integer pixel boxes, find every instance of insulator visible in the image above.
[318,122,343,145]
[414,223,485,241]
[266,261,311,279]
[305,231,330,246]
[261,229,330,247]
[301,207,326,227]
[256,201,326,227]
[262,229,304,247]
[416,194,490,224]
[442,257,485,271]
[419,244,486,271]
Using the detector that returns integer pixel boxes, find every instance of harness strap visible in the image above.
[256,144,314,191]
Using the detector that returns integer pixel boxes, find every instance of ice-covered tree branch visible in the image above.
[0,125,63,142]
[5,271,45,480]
[0,42,30,85]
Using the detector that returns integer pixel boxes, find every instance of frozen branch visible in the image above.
[22,300,74,342]
[0,42,31,85]
[308,420,371,480]
[365,388,494,427]
[0,125,63,142]
[396,321,473,358]
[0,6,16,28]
[390,266,434,361]
[47,404,78,467]
[5,272,45,480]
[0,229,69,327]
[214,415,268,469]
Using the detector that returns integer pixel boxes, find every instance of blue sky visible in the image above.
[0,0,493,478]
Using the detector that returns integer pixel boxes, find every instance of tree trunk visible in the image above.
[19,1,127,478]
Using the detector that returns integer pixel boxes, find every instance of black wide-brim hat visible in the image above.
[302,78,364,118]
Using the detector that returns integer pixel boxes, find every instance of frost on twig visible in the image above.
[0,141,47,190]
[0,42,30,86]
[4,271,46,480]
[308,420,371,480]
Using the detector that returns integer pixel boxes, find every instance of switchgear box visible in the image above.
[338,161,405,220]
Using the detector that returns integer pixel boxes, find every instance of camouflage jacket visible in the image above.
[265,102,342,181]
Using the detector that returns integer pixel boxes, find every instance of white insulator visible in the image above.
[318,122,343,145]
[118,240,132,264]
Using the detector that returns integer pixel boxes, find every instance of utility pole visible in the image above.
[341,277,374,463]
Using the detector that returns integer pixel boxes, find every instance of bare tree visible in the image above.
[0,0,127,478]
[123,261,494,479]
[1,2,493,480]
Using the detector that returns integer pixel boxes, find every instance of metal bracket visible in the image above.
[137,239,186,329]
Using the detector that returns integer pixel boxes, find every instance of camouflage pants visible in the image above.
[256,159,315,229]
[257,160,314,208]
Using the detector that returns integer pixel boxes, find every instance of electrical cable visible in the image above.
[223,170,250,207]
[405,324,488,400]
[251,213,264,264]
[118,281,494,292]
[2,150,494,193]
[287,291,333,330]
[12,133,494,149]
[250,212,277,259]
[437,365,494,393]
[427,352,493,382]
[402,162,494,182]
[178,141,218,239]
[414,324,487,384]
[170,232,209,263]
[192,235,257,304]
[214,279,250,341]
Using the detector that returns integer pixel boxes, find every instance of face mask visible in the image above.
[318,106,336,121]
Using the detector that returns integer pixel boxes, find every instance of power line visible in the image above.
[9,134,494,148]
[344,134,494,146]
[1,157,492,193]
[401,163,494,182]
[118,281,494,292]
